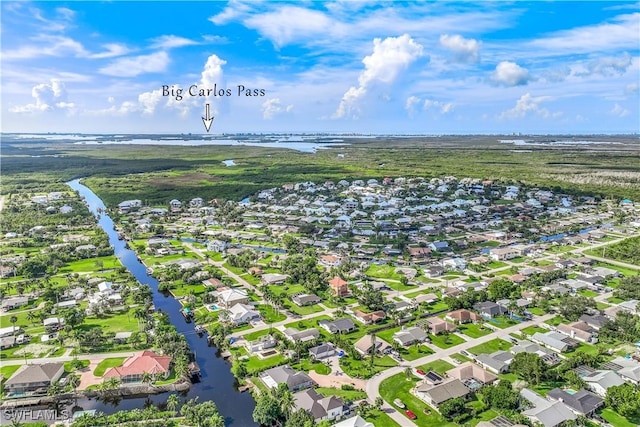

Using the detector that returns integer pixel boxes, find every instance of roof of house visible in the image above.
[319,318,355,333]
[333,415,374,427]
[329,277,348,287]
[447,309,482,322]
[583,370,625,389]
[447,362,497,384]
[520,388,577,427]
[547,388,603,415]
[353,334,390,355]
[5,363,64,386]
[293,388,344,420]
[476,351,512,371]
[473,301,507,316]
[262,366,315,390]
[415,378,471,405]
[282,327,320,342]
[393,326,427,345]
[104,351,171,378]
[309,343,335,357]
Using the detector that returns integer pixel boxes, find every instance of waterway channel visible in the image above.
[67,179,257,426]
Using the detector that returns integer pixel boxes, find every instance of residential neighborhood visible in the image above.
[1,176,640,427]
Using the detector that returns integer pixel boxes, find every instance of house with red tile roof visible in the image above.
[329,277,349,297]
[104,351,171,383]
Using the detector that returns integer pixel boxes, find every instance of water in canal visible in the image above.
[67,179,257,426]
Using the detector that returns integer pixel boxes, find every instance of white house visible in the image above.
[226,303,260,325]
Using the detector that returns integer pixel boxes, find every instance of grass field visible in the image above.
[600,408,640,427]
[428,333,466,349]
[339,355,398,379]
[418,360,455,375]
[316,386,367,402]
[458,323,493,338]
[93,357,126,376]
[380,373,456,427]
[468,338,512,355]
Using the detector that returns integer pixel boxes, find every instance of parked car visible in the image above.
[393,399,405,409]
[416,369,426,376]
[406,410,417,420]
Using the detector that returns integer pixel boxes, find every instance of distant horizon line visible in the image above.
[2,132,639,137]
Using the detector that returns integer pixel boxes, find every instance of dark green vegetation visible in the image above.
[596,236,640,265]
[2,136,639,206]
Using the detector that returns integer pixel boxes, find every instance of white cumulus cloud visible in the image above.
[423,98,454,114]
[262,98,293,119]
[334,34,423,119]
[99,51,169,77]
[439,34,480,63]
[492,61,530,86]
[500,93,560,119]
[610,103,630,117]
[10,79,75,113]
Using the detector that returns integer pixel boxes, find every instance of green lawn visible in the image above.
[527,307,546,316]
[365,264,404,281]
[283,301,324,316]
[596,302,611,310]
[244,353,287,374]
[290,359,331,375]
[316,387,367,402]
[93,357,126,376]
[365,408,401,427]
[241,329,272,342]
[577,289,599,298]
[83,310,140,334]
[380,373,456,427]
[256,305,287,323]
[458,323,493,338]
[425,301,450,313]
[400,344,435,361]
[285,315,333,332]
[600,408,640,427]
[418,360,455,375]
[58,255,122,273]
[545,316,565,327]
[339,355,398,379]
[64,359,90,372]
[488,316,520,329]
[452,353,471,363]
[468,339,512,355]
[521,325,548,336]
[428,333,465,349]
[1,365,21,381]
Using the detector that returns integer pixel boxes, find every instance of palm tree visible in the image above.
[66,373,80,405]
[132,307,147,330]
[26,311,37,326]
[166,393,180,415]
[9,315,17,334]
[173,355,189,380]
[141,371,153,385]
[279,388,295,418]
[369,333,377,372]
[404,367,413,380]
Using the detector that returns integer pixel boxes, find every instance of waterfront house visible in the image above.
[217,288,249,308]
[293,388,344,422]
[226,303,260,325]
[260,366,316,391]
[246,335,277,354]
[103,350,171,383]
[4,363,64,396]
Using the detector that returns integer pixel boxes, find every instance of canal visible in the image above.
[67,179,257,426]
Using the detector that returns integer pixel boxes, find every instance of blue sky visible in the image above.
[2,1,639,134]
